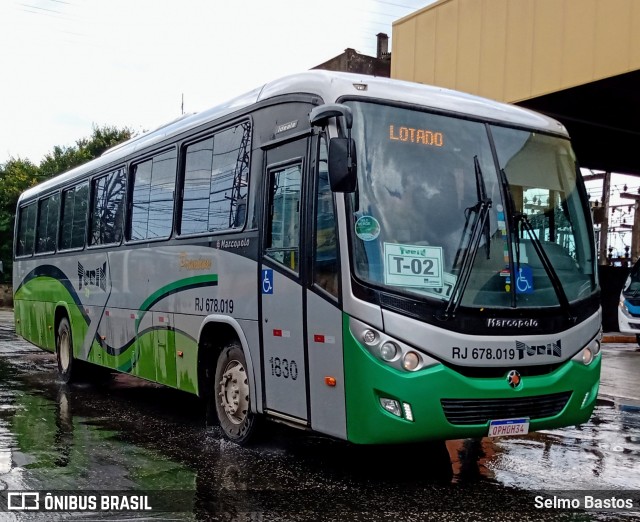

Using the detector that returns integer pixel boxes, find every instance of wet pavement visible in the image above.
[0,309,639,521]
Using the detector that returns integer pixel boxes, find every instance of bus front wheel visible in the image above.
[213,342,259,445]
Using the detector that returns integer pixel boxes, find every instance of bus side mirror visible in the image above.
[328,137,357,193]
[310,103,357,193]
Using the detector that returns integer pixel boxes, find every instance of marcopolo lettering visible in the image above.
[486,318,539,328]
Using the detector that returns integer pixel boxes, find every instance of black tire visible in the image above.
[636,334,640,347]
[56,317,76,384]
[212,342,260,445]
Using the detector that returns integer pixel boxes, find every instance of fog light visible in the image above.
[379,341,398,361]
[582,347,594,365]
[380,398,402,417]
[362,329,378,345]
[402,351,420,371]
[403,402,414,422]
[593,340,601,356]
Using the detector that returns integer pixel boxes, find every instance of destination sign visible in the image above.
[389,125,444,147]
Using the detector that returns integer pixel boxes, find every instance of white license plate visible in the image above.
[488,417,530,437]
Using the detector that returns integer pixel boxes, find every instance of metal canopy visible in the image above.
[517,70,640,176]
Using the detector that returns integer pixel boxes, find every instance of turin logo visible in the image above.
[78,262,107,292]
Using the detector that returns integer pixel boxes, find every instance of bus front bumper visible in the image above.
[343,325,601,445]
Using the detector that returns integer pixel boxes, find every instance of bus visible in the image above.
[13,71,601,445]
[618,258,640,346]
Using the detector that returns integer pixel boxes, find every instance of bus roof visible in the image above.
[20,70,568,203]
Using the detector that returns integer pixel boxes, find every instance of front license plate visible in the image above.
[488,417,529,437]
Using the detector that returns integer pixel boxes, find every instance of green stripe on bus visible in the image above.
[135,274,218,333]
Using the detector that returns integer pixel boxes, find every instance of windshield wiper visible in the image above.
[516,212,575,322]
[441,156,492,320]
[497,168,575,323]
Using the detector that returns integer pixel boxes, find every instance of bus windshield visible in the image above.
[347,101,596,309]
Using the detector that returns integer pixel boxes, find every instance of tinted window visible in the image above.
[36,193,59,253]
[181,122,250,234]
[60,183,88,250]
[266,164,302,273]
[16,203,37,257]
[313,137,338,297]
[90,167,125,246]
[130,149,177,240]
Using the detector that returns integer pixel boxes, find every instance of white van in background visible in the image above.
[618,259,640,345]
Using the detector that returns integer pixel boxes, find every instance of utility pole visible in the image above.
[598,172,611,265]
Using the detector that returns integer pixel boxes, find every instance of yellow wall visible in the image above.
[392,0,640,102]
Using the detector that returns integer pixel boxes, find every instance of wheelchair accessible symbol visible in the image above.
[516,266,533,294]
[262,269,274,294]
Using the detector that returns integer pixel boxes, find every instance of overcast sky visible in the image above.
[0,0,433,165]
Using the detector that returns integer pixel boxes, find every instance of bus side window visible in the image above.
[35,193,60,254]
[313,137,339,298]
[265,164,302,272]
[60,183,88,250]
[16,203,37,257]
[89,167,125,246]
[130,149,177,241]
[181,122,251,235]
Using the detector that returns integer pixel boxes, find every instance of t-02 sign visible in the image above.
[384,242,444,288]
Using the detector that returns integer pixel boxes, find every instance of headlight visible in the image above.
[572,336,600,366]
[619,300,631,317]
[362,329,378,345]
[380,342,398,361]
[402,351,421,371]
[350,317,441,373]
[582,347,594,365]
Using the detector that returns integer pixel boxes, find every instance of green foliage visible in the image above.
[0,125,134,283]
[39,125,133,179]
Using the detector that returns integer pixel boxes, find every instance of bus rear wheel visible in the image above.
[213,342,259,445]
[56,317,77,384]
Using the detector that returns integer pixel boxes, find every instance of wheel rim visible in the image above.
[218,359,250,425]
[59,328,71,373]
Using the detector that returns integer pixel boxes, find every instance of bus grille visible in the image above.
[440,392,572,426]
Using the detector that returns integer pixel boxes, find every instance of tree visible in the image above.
[0,158,41,283]
[0,125,134,283]
[39,125,134,179]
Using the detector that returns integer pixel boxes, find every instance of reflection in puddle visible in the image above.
[482,399,640,490]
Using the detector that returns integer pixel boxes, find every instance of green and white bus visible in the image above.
[13,71,601,445]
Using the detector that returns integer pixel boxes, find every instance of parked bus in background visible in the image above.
[13,71,601,445]
[618,258,640,346]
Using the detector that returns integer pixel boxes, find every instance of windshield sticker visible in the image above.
[355,216,380,241]
[515,266,534,294]
[500,265,534,294]
[383,243,443,288]
[419,271,457,300]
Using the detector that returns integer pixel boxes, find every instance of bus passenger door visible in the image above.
[261,138,309,422]
[305,134,346,439]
